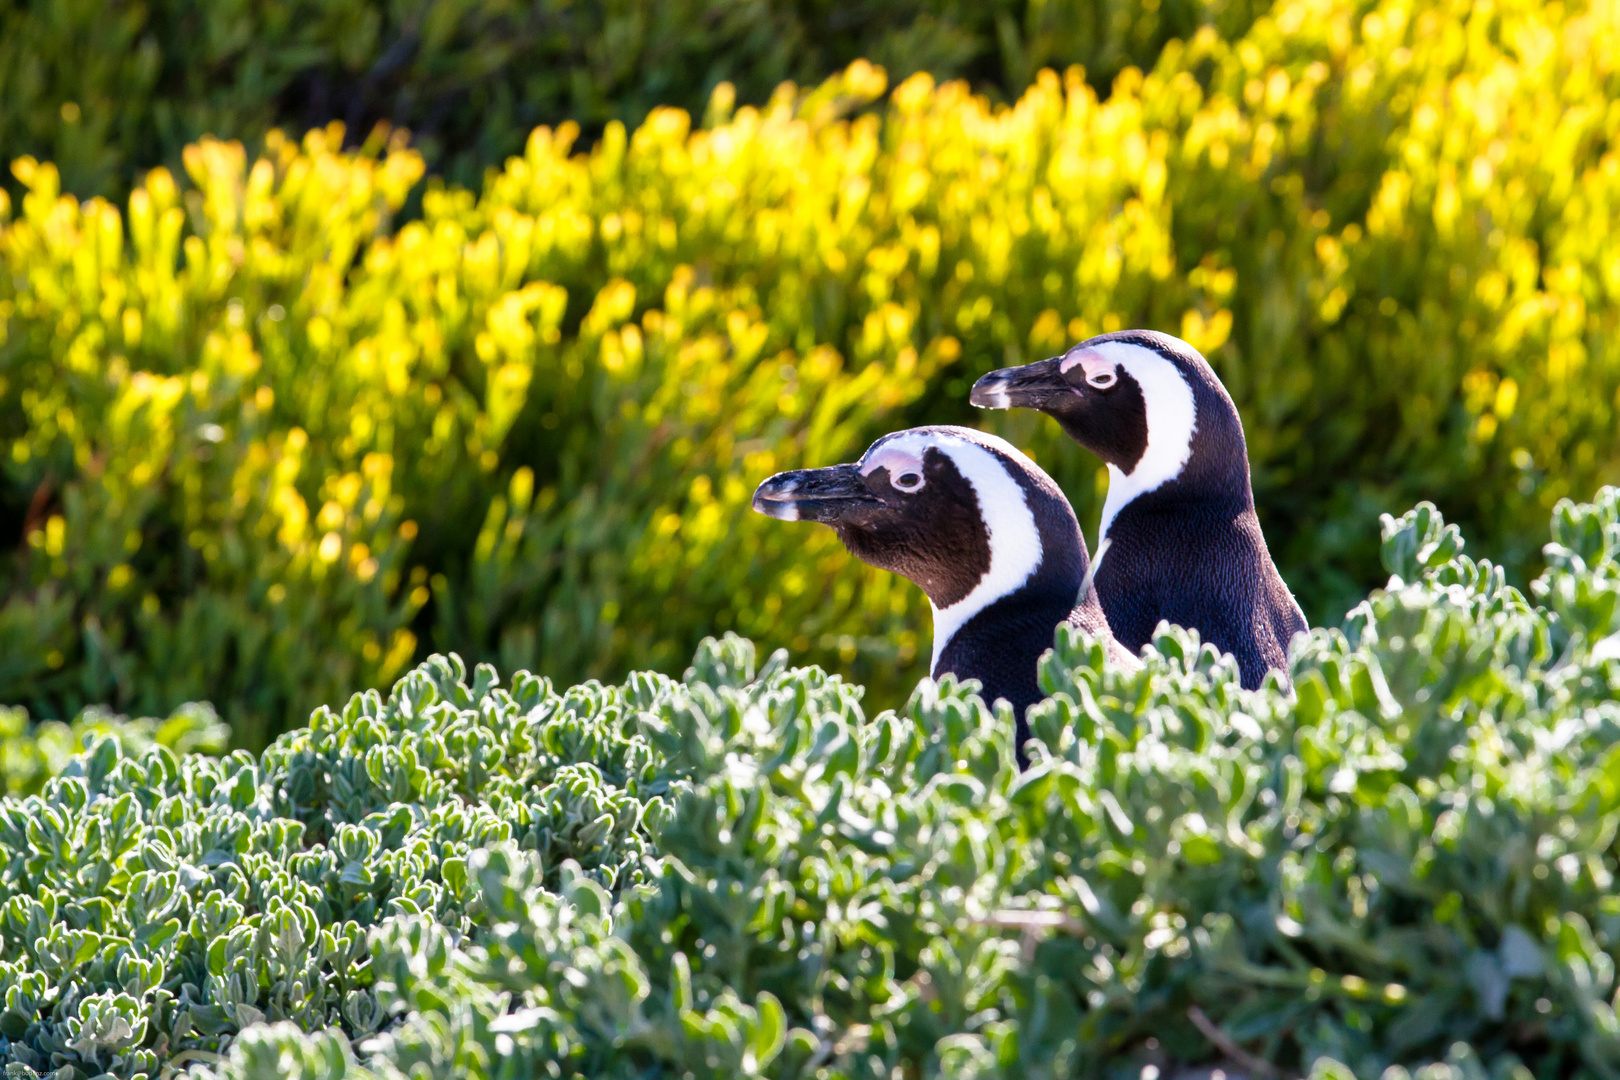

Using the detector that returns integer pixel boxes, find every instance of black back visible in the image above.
[1097,499,1303,688]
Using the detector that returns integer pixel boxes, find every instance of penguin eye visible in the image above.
[892,471,924,492]
[1086,368,1119,390]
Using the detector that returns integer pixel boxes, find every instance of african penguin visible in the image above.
[752,425,1136,760]
[970,330,1307,690]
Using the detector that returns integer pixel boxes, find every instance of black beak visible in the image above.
[970,357,1073,411]
[752,464,879,524]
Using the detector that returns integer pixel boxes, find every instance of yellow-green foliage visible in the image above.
[4,0,1620,741]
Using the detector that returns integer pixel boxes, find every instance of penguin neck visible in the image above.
[1097,384,1253,548]
[931,573,1081,694]
[929,506,1086,678]
[918,444,1054,673]
[1098,456,1252,538]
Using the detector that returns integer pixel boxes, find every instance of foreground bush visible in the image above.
[0,0,1259,201]
[1,490,1619,1079]
[5,0,1620,738]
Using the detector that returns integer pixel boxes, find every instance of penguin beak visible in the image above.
[970,357,1072,411]
[752,464,879,524]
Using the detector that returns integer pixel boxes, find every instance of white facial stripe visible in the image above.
[864,431,1044,675]
[1085,341,1198,544]
[864,428,1047,481]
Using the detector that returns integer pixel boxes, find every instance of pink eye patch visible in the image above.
[860,443,927,479]
[1059,348,1114,382]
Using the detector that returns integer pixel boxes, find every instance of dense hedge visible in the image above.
[0,0,1261,202]
[5,0,1620,739]
[1,491,1618,1079]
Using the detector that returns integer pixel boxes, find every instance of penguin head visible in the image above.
[753,425,1088,671]
[970,329,1249,513]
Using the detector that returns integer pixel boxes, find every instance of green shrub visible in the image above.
[6,0,1620,739]
[0,0,1261,203]
[2,489,1619,1079]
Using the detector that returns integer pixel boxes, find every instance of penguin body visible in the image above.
[971,330,1306,689]
[753,425,1133,756]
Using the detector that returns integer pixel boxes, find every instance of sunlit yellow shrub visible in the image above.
[3,0,1619,740]
[1,130,431,744]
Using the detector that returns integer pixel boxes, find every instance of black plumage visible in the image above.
[929,442,1120,744]
[972,330,1306,690]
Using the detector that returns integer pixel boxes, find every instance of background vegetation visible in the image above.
[4,0,1620,745]
[1,0,1264,202]
[1,493,1618,1078]
[5,4,1620,1076]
